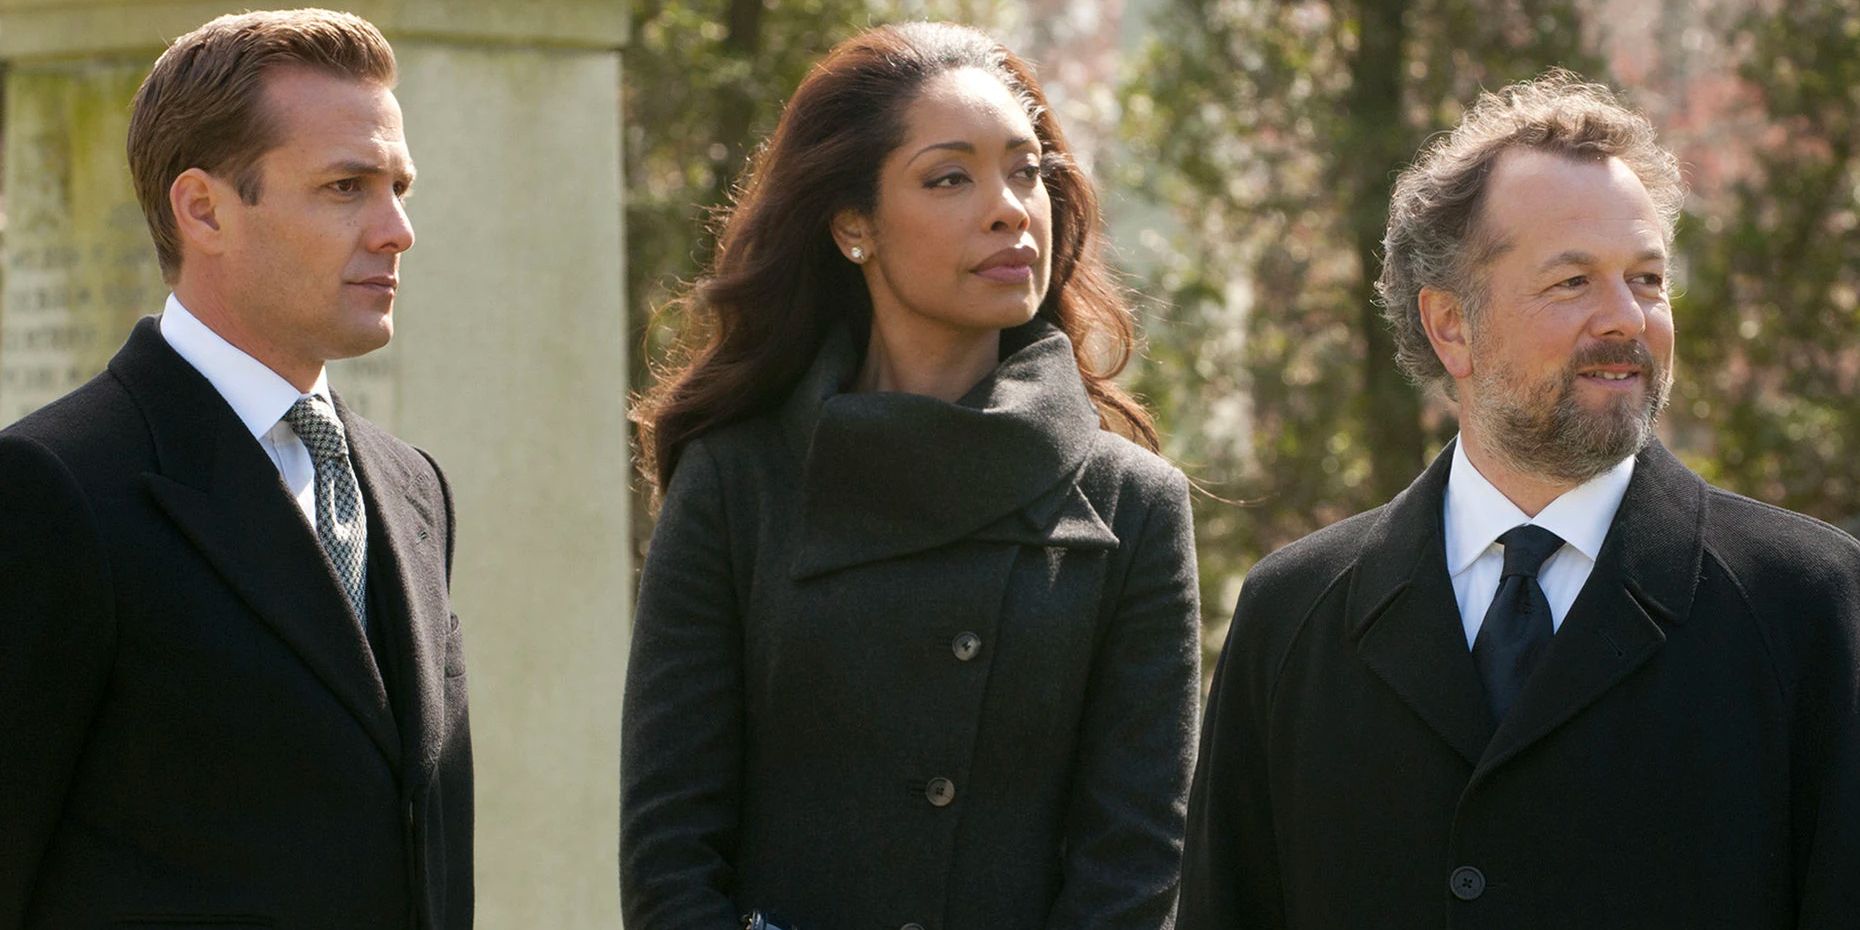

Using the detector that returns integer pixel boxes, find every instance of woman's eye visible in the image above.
[1012,163,1042,182]
[926,172,968,189]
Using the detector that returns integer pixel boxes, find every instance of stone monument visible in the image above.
[0,2,631,924]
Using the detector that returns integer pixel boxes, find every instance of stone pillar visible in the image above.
[0,3,630,925]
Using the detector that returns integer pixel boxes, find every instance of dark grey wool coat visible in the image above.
[620,320,1202,930]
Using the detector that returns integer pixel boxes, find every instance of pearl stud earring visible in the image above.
[849,246,866,263]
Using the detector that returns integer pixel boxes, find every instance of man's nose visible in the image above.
[370,192,415,254]
[1591,277,1647,338]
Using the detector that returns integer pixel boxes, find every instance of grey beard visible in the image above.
[1470,352,1671,485]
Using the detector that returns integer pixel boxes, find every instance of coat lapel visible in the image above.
[786,319,1108,579]
[113,318,402,768]
[338,397,450,778]
[1474,441,1705,776]
[1348,442,1496,766]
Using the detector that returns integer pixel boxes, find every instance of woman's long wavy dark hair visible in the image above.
[633,21,1158,494]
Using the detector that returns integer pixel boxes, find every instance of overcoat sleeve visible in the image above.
[619,440,745,929]
[1045,468,1201,930]
[1790,543,1860,926]
[0,436,116,928]
[1178,555,1289,930]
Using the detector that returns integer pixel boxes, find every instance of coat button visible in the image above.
[1448,865,1485,900]
[925,777,956,807]
[951,632,982,661]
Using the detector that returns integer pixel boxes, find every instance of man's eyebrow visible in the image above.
[322,159,417,184]
[1535,247,1665,273]
[1535,250,1596,273]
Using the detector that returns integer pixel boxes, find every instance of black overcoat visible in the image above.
[1181,439,1860,928]
[620,321,1202,930]
[0,318,473,930]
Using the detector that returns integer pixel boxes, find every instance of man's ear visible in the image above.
[169,167,232,258]
[829,208,872,263]
[1419,286,1474,381]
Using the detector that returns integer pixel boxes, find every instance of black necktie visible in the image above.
[1473,524,1565,723]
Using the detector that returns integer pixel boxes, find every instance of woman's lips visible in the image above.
[975,263,1033,283]
[973,244,1038,283]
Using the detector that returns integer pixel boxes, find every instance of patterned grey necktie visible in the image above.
[283,395,368,629]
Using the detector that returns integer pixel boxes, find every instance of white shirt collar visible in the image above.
[1444,435,1635,576]
[158,293,330,440]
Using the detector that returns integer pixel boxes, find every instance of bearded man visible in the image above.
[1180,71,1860,929]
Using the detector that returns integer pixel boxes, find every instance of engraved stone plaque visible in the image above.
[0,60,165,426]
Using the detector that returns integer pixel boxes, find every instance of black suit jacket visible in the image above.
[1181,440,1860,928]
[0,317,473,930]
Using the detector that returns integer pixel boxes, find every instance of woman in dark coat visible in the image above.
[621,22,1201,930]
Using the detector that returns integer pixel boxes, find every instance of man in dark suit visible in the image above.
[0,10,471,929]
[1182,71,1860,928]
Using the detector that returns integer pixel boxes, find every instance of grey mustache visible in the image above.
[1570,341,1655,371]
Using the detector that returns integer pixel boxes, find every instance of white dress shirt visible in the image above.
[1443,437,1635,649]
[158,294,331,530]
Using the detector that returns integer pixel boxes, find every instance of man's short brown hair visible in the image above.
[1375,69,1685,396]
[127,9,398,282]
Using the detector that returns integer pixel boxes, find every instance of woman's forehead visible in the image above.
[897,68,1036,143]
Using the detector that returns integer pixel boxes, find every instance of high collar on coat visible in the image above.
[109,316,447,777]
[780,317,1118,580]
[1344,435,1707,773]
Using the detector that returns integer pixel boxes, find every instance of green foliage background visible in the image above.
[626,0,1860,642]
